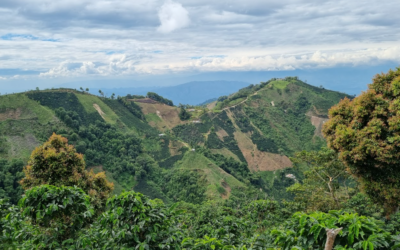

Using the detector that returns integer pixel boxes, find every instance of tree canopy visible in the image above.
[20,133,114,209]
[323,67,400,214]
[147,92,174,106]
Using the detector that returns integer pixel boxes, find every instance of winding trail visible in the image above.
[222,91,259,111]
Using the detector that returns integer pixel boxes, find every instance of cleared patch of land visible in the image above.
[75,93,120,124]
[0,94,54,124]
[310,115,328,137]
[175,152,245,200]
[207,101,217,110]
[234,130,292,171]
[210,148,240,162]
[136,102,186,131]
[0,108,22,121]
[216,129,229,141]
[7,134,40,159]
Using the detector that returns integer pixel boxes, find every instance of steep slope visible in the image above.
[164,77,351,177]
[174,151,246,200]
[0,78,351,202]
[0,89,249,203]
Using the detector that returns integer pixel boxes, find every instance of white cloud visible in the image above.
[157,0,190,33]
[36,46,400,78]
[0,0,400,82]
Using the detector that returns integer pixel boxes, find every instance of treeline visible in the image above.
[147,92,174,106]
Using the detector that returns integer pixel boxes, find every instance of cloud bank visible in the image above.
[0,0,399,81]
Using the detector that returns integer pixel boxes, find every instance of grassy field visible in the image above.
[270,80,290,89]
[175,151,245,200]
[0,94,54,124]
[75,93,120,125]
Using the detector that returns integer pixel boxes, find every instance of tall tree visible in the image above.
[323,67,400,214]
[179,104,191,121]
[20,133,114,209]
[287,148,352,212]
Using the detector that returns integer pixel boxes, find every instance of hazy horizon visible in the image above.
[1,0,399,95]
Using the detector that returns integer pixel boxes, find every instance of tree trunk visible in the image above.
[324,228,342,250]
[327,178,340,209]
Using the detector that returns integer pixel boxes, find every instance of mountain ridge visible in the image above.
[0,77,351,203]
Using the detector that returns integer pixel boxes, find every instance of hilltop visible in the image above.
[0,78,351,202]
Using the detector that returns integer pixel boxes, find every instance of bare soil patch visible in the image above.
[93,104,106,120]
[169,140,185,156]
[234,129,292,172]
[133,98,159,104]
[136,102,186,130]
[207,101,217,110]
[0,108,22,121]
[216,129,229,141]
[310,115,328,137]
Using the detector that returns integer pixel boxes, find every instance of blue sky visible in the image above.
[0,0,399,95]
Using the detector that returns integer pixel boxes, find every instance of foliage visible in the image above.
[207,112,246,162]
[20,133,114,209]
[27,91,103,125]
[84,191,182,249]
[54,109,160,190]
[173,123,205,145]
[116,95,146,120]
[162,169,207,204]
[179,104,192,120]
[20,185,94,244]
[0,159,24,204]
[202,149,250,183]
[288,148,353,212]
[147,92,174,106]
[323,67,400,214]
[272,210,392,250]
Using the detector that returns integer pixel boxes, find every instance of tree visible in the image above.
[0,159,24,204]
[111,93,115,100]
[323,67,400,214]
[147,92,174,106]
[80,87,84,92]
[85,88,89,92]
[179,104,191,121]
[86,191,182,249]
[20,133,114,210]
[19,185,93,244]
[287,148,352,212]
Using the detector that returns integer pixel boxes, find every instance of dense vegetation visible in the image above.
[323,67,400,215]
[2,69,400,249]
[0,159,24,204]
[2,137,400,249]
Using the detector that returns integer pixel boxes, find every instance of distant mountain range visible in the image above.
[87,81,251,105]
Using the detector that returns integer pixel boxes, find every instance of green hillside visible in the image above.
[0,78,351,203]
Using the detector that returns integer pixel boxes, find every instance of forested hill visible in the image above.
[0,78,351,204]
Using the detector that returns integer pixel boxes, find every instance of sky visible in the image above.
[0,0,400,95]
